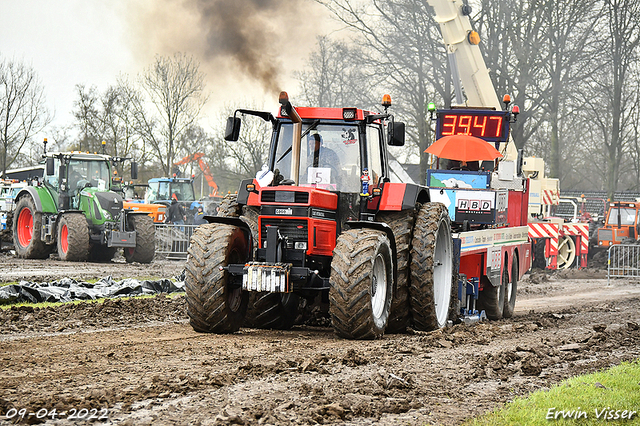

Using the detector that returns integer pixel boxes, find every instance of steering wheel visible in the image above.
[75,179,90,190]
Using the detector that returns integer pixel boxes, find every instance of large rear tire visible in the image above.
[377,210,415,333]
[478,266,506,320]
[13,196,53,259]
[124,214,155,264]
[185,224,249,333]
[57,213,90,261]
[503,256,518,318]
[244,293,300,330]
[217,194,241,217]
[329,229,393,340]
[409,202,456,331]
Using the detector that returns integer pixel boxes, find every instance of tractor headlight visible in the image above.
[294,242,307,250]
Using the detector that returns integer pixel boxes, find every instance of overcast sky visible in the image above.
[0,0,330,146]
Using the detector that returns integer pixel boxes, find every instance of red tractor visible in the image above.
[185,92,529,339]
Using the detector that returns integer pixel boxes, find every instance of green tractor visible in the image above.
[12,150,155,263]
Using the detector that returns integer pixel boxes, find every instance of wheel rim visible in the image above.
[371,253,388,324]
[17,208,34,248]
[557,236,576,269]
[60,224,69,254]
[433,220,453,327]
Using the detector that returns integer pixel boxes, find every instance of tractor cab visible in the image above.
[227,92,404,199]
[145,177,196,205]
[597,201,640,246]
[42,152,138,222]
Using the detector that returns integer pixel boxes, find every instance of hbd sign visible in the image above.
[454,190,496,224]
[457,199,492,211]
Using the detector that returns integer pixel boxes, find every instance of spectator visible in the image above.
[166,199,186,225]
[193,205,207,225]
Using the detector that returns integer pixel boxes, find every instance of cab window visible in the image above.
[366,125,383,186]
[274,123,361,192]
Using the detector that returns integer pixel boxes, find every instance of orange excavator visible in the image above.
[173,153,218,197]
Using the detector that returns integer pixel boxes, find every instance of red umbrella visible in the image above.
[425,134,503,162]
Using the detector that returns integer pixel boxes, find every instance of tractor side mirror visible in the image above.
[225,116,241,141]
[388,121,405,146]
[58,164,67,190]
[46,158,54,175]
[131,161,138,180]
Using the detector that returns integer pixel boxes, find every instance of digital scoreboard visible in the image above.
[435,109,510,143]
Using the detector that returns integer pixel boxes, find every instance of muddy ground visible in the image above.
[0,256,639,425]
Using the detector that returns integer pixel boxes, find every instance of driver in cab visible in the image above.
[307,132,340,170]
[68,165,86,192]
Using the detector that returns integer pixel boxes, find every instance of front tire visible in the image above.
[409,203,455,331]
[244,293,300,330]
[124,214,155,264]
[185,224,249,333]
[57,213,90,261]
[533,238,546,269]
[329,229,393,340]
[13,196,52,259]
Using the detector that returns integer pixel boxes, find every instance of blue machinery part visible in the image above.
[458,274,487,324]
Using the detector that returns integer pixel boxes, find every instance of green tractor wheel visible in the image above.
[57,213,90,261]
[13,196,53,259]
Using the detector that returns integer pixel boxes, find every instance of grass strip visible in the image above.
[468,359,640,425]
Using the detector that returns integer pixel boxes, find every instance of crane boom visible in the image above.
[427,0,518,160]
[427,0,501,109]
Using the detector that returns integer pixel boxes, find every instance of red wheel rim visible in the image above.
[17,208,33,248]
[60,224,69,254]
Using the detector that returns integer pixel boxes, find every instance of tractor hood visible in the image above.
[93,191,124,218]
[79,188,124,222]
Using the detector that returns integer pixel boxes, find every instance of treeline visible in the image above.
[2,0,640,197]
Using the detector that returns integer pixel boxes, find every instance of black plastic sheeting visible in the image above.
[0,275,185,304]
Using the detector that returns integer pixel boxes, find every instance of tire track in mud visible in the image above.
[0,292,639,425]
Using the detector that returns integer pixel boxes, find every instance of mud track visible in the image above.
[1,258,639,425]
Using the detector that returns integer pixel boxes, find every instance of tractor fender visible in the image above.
[15,187,57,214]
[203,215,254,252]
[345,221,398,293]
[376,182,430,211]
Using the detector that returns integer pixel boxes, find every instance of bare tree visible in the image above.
[0,58,51,176]
[294,35,375,108]
[579,0,640,198]
[201,104,272,194]
[133,53,209,175]
[538,0,602,179]
[72,79,147,177]
[317,0,453,183]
